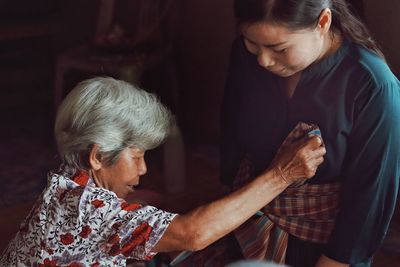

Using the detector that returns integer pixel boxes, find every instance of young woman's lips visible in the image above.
[268,67,285,73]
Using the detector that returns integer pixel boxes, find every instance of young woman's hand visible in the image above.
[270,136,326,184]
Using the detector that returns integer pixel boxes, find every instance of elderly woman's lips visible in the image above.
[126,185,135,192]
[127,183,139,191]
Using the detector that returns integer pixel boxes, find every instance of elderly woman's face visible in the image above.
[241,22,325,77]
[93,147,147,198]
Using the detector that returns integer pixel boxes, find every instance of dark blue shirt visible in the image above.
[220,38,400,266]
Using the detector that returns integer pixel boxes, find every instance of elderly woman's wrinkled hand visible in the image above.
[271,136,326,185]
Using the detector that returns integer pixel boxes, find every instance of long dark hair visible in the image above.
[234,0,384,58]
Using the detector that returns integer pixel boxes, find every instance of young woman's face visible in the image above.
[94,147,147,199]
[241,22,326,77]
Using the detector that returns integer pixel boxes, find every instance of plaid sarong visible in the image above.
[233,122,341,264]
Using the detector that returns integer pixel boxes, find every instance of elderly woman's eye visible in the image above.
[133,156,143,161]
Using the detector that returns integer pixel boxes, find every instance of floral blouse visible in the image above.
[0,170,177,266]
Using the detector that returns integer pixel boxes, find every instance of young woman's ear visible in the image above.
[317,8,332,33]
[89,144,102,170]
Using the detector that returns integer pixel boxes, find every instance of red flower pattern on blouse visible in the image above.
[39,258,59,267]
[60,233,74,245]
[112,222,122,230]
[107,233,121,245]
[121,202,141,211]
[91,199,105,208]
[0,172,176,266]
[59,190,68,201]
[108,244,122,256]
[121,222,153,257]
[73,171,89,186]
[79,225,92,238]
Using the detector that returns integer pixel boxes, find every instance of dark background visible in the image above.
[0,0,398,144]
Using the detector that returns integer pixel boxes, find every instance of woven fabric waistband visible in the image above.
[234,181,341,263]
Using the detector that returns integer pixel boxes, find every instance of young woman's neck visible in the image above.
[282,31,343,99]
[319,30,343,61]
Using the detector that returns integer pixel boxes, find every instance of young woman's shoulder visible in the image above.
[347,43,398,88]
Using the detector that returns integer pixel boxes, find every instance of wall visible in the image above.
[363,0,400,76]
[53,0,237,145]
[56,0,99,49]
[176,0,235,144]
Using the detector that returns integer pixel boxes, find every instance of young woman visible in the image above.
[220,0,400,266]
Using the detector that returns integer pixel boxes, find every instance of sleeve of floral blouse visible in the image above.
[100,200,177,260]
[325,81,400,264]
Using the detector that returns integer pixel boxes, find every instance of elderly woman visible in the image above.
[0,77,325,266]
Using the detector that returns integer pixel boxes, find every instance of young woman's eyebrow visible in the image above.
[244,37,287,48]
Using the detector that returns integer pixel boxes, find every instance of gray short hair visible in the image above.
[54,77,174,171]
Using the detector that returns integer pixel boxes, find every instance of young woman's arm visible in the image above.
[154,136,325,252]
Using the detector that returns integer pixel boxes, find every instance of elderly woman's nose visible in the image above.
[257,49,276,68]
[139,158,147,176]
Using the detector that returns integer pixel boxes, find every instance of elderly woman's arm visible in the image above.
[153,136,325,252]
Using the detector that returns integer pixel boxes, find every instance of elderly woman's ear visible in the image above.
[89,144,102,171]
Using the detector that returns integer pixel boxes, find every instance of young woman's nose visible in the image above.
[257,49,276,68]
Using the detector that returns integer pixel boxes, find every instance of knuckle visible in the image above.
[304,165,317,178]
[297,151,306,160]
[311,136,320,145]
